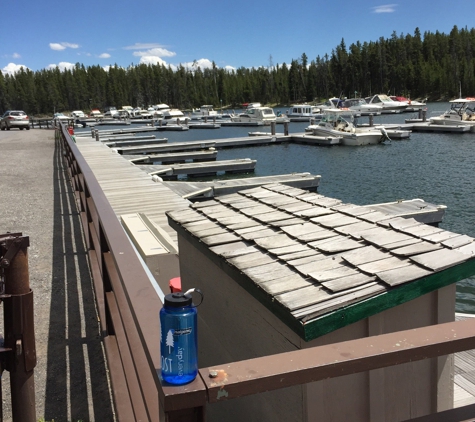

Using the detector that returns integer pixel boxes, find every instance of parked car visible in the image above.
[0,110,30,130]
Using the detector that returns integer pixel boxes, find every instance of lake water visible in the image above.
[76,102,475,312]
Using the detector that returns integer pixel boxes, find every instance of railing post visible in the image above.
[270,121,276,135]
[0,234,36,422]
[284,121,289,136]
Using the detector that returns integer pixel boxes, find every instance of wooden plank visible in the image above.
[267,243,312,256]
[335,223,382,239]
[442,235,474,249]
[391,242,443,257]
[410,249,471,271]
[380,237,422,250]
[399,224,444,238]
[276,284,332,311]
[279,249,320,262]
[278,202,315,213]
[310,213,361,228]
[239,228,280,241]
[295,207,335,218]
[308,265,360,283]
[287,253,326,267]
[422,230,461,244]
[209,241,254,256]
[200,232,242,246]
[313,237,364,254]
[457,242,475,256]
[210,242,258,258]
[341,245,392,266]
[253,234,297,249]
[281,222,326,238]
[292,283,385,321]
[254,211,294,223]
[227,252,275,269]
[337,206,375,217]
[240,205,276,216]
[321,273,377,292]
[376,265,433,286]
[361,230,415,247]
[260,275,314,295]
[357,256,412,274]
[388,217,421,231]
[292,256,345,276]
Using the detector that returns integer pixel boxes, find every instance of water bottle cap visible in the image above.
[164,292,192,307]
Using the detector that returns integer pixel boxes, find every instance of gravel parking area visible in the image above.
[0,128,114,421]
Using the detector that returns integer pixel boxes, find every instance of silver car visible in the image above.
[0,110,30,130]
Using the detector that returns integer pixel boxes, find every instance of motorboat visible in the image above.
[305,110,388,146]
[231,106,277,125]
[190,105,222,120]
[340,98,382,116]
[53,112,70,121]
[429,98,475,132]
[89,109,104,119]
[71,110,86,119]
[364,94,408,113]
[163,109,188,123]
[287,104,321,121]
[390,96,427,112]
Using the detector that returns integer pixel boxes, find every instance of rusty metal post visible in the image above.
[1,234,36,422]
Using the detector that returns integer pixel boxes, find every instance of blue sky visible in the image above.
[2,1,475,75]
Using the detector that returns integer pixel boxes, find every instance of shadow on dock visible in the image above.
[43,137,114,421]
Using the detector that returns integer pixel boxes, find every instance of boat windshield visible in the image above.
[320,112,350,125]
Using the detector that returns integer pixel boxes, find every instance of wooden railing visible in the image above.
[57,123,475,422]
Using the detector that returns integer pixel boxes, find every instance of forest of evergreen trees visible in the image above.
[2,26,475,115]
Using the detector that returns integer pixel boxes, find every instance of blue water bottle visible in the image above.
[160,288,203,385]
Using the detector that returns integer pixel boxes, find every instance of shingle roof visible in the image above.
[167,184,475,340]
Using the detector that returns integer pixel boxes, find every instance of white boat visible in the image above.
[305,110,388,146]
[71,110,86,119]
[231,106,277,125]
[287,104,322,121]
[340,98,382,116]
[429,98,475,131]
[190,105,222,120]
[163,109,188,123]
[53,112,70,121]
[390,96,427,112]
[364,94,408,113]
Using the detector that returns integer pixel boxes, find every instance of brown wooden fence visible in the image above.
[57,124,475,422]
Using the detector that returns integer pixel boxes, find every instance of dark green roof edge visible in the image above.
[302,258,475,341]
[168,215,475,342]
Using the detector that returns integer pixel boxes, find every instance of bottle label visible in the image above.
[161,327,193,376]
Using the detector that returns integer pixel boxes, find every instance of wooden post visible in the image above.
[95,131,100,142]
[284,122,289,136]
[369,114,374,127]
[271,121,276,135]
[422,109,427,122]
[1,234,37,422]
[418,109,423,120]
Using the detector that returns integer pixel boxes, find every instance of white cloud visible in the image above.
[47,62,75,71]
[103,65,111,72]
[132,47,176,58]
[138,55,167,66]
[98,53,111,59]
[182,58,214,70]
[224,65,236,71]
[2,63,29,75]
[372,4,397,13]
[50,42,79,51]
[12,53,21,59]
[124,43,169,51]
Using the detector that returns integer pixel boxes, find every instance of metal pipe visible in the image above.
[2,235,36,422]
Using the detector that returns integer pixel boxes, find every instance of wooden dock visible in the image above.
[161,173,322,199]
[123,150,218,164]
[114,140,216,155]
[137,158,256,178]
